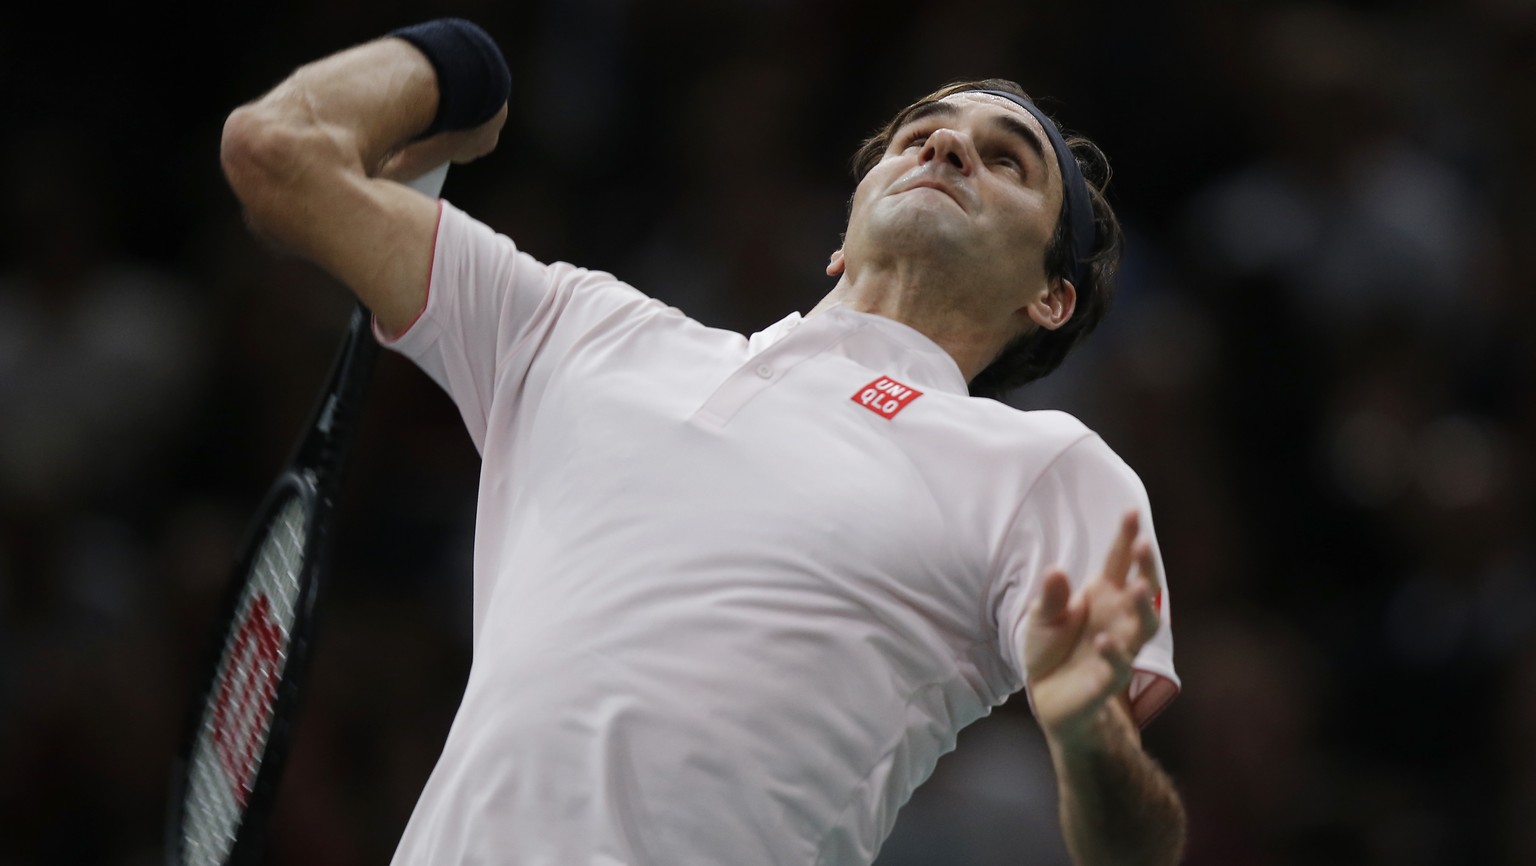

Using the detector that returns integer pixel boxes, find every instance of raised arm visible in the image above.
[1023,511,1187,866]
[219,19,509,335]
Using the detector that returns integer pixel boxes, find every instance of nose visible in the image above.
[919,128,974,175]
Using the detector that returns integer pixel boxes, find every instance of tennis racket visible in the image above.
[166,164,450,866]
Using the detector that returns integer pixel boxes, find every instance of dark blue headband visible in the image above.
[973,90,1096,288]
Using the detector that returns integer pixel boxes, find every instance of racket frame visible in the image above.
[166,306,382,866]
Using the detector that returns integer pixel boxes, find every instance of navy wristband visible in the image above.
[390,18,511,137]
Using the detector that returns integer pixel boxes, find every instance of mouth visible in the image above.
[895,176,966,210]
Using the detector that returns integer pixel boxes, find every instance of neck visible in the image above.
[809,266,1023,382]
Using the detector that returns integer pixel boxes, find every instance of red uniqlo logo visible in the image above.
[852,376,923,419]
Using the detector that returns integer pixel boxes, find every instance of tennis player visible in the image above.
[220,17,1185,866]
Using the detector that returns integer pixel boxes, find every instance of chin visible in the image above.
[866,201,971,260]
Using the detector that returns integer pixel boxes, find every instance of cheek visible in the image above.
[994,200,1056,267]
[843,175,884,234]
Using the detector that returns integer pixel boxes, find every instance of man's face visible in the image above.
[838,92,1067,311]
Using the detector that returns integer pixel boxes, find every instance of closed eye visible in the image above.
[899,128,931,150]
[989,153,1024,175]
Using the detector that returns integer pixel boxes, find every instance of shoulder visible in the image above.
[904,396,1147,512]
[927,397,1102,462]
[1018,415,1150,514]
[435,199,670,313]
[945,400,1146,502]
[1003,406,1097,444]
[942,396,1091,435]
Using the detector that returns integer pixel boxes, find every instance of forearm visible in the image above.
[1047,703,1186,866]
[220,39,438,237]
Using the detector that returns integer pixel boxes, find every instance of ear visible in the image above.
[826,249,846,278]
[1024,278,1077,331]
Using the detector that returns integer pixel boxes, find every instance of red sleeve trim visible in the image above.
[1129,672,1180,729]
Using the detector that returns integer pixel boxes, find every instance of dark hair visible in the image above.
[849,79,1124,399]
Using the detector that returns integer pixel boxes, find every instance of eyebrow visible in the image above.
[898,100,1050,169]
[991,113,1048,167]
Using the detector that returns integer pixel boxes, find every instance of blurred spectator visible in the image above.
[0,125,211,863]
[0,127,209,519]
[1499,640,1536,865]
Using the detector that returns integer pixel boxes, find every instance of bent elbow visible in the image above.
[220,96,357,248]
[221,106,300,229]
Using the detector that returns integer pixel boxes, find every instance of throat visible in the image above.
[810,275,1015,383]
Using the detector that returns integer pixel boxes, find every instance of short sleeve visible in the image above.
[990,434,1180,727]
[375,200,662,453]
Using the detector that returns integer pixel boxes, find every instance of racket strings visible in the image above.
[181,494,311,866]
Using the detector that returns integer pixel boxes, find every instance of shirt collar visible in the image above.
[748,306,970,396]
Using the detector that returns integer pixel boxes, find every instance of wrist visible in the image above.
[1044,700,1131,763]
[389,18,511,138]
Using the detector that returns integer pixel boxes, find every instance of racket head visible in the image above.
[167,469,328,866]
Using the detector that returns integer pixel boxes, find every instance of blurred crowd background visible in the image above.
[2,0,1533,863]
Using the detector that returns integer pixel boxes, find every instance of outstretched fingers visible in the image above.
[1033,568,1074,624]
[1101,510,1140,589]
[1086,534,1161,686]
[1131,541,1162,641]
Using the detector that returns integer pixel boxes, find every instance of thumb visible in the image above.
[1031,568,1073,624]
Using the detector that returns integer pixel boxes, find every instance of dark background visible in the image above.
[2,0,1533,863]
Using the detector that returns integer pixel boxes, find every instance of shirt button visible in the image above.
[786,319,800,330]
[755,364,774,379]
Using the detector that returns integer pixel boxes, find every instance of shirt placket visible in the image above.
[690,318,859,429]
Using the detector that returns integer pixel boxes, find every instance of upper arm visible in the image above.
[285,166,442,337]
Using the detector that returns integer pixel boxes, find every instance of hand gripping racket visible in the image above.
[166,164,449,866]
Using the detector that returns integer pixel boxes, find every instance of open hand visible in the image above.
[1023,510,1161,746]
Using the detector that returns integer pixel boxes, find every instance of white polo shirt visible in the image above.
[380,201,1179,866]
